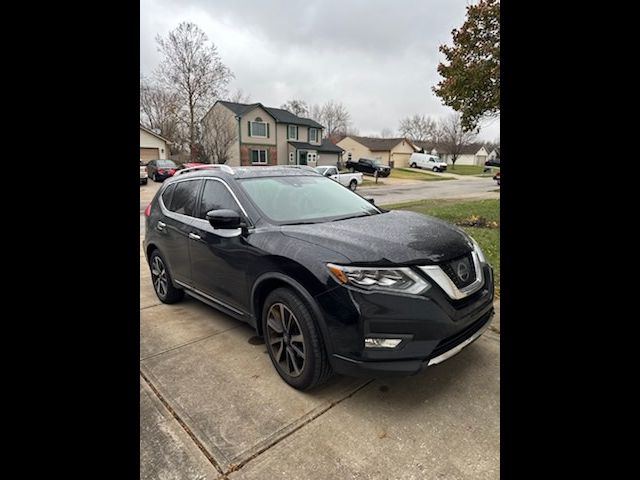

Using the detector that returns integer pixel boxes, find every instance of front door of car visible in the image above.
[188,178,253,315]
[159,178,203,283]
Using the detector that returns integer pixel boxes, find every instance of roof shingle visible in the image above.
[217,101,324,128]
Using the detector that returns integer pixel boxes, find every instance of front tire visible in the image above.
[263,288,333,390]
[152,173,158,182]
[349,180,357,191]
[432,167,439,172]
[149,250,184,304]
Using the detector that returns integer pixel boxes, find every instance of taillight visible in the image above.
[144,203,152,217]
[169,169,176,175]
[158,169,166,174]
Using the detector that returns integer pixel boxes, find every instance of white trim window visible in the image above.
[249,117,268,138]
[288,125,298,140]
[309,128,318,143]
[251,149,268,164]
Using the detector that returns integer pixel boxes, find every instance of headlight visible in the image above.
[327,264,430,295]
[470,237,487,264]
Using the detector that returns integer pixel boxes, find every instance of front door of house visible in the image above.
[298,150,308,165]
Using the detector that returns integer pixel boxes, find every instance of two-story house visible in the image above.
[201,101,344,167]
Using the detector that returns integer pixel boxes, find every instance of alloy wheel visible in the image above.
[151,256,168,298]
[266,302,306,377]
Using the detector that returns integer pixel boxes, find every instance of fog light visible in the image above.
[365,338,403,348]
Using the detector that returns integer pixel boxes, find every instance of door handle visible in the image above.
[189,233,201,240]
[157,221,166,230]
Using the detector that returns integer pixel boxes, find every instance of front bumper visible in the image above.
[316,264,495,377]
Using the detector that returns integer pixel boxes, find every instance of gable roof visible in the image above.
[140,125,172,144]
[288,139,344,153]
[345,136,412,151]
[216,101,324,128]
[411,141,488,155]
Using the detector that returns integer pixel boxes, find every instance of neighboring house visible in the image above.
[411,141,489,166]
[336,136,416,168]
[487,148,500,161]
[140,125,172,162]
[201,101,344,167]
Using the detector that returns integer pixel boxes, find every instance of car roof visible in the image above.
[168,165,321,182]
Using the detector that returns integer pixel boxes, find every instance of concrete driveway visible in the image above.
[140,246,500,479]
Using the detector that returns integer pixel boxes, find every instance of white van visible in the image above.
[408,153,448,172]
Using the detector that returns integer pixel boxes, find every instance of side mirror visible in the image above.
[366,197,375,205]
[206,209,244,229]
[324,171,332,177]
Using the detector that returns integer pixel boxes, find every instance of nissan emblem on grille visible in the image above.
[456,259,470,281]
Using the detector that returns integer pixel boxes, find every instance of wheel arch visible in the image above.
[250,272,332,352]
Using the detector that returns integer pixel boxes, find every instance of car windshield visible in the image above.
[371,159,382,166]
[239,175,381,224]
[157,160,177,168]
[315,167,328,175]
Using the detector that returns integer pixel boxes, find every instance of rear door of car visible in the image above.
[158,178,203,283]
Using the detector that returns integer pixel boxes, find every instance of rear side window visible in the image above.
[198,180,239,219]
[169,180,201,217]
[161,184,175,208]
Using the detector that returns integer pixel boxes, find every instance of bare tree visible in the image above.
[280,99,309,117]
[319,101,351,138]
[380,127,394,138]
[229,89,251,103]
[201,106,238,164]
[398,114,438,142]
[155,22,234,153]
[140,76,182,147]
[439,114,477,166]
[308,103,323,123]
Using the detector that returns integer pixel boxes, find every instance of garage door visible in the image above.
[140,148,160,162]
[391,153,411,168]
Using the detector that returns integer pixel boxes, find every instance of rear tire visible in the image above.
[262,288,333,390]
[141,178,148,185]
[410,162,417,168]
[349,180,357,191]
[149,250,184,304]
[152,173,158,182]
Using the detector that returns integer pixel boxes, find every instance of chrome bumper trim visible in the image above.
[427,312,494,366]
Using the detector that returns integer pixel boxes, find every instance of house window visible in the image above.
[347,152,352,161]
[250,117,268,137]
[288,125,298,140]
[309,128,318,143]
[251,149,268,164]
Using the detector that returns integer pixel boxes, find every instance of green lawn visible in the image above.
[391,168,453,181]
[382,198,500,297]
[361,179,387,187]
[446,164,491,175]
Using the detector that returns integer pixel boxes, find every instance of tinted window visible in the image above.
[161,184,175,208]
[198,180,239,219]
[157,160,177,168]
[169,180,200,216]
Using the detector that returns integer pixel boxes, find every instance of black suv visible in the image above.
[345,158,391,177]
[144,165,494,390]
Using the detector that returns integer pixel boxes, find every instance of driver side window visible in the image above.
[198,179,239,219]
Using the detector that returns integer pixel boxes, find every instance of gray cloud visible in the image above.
[140,0,500,141]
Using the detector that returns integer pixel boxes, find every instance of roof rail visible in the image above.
[283,165,317,172]
[175,164,235,176]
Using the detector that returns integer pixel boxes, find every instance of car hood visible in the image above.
[280,210,472,265]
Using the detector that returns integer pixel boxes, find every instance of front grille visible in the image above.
[429,310,492,359]
[441,253,476,289]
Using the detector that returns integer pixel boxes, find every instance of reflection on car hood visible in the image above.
[281,210,472,264]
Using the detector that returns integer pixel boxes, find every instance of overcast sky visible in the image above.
[140,0,500,141]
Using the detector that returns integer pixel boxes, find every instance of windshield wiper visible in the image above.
[330,212,375,222]
[281,220,319,226]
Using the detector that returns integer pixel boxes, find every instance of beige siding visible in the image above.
[277,124,289,165]
[389,140,415,168]
[140,129,169,159]
[240,106,276,146]
[226,139,241,166]
[370,151,390,165]
[336,137,374,164]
